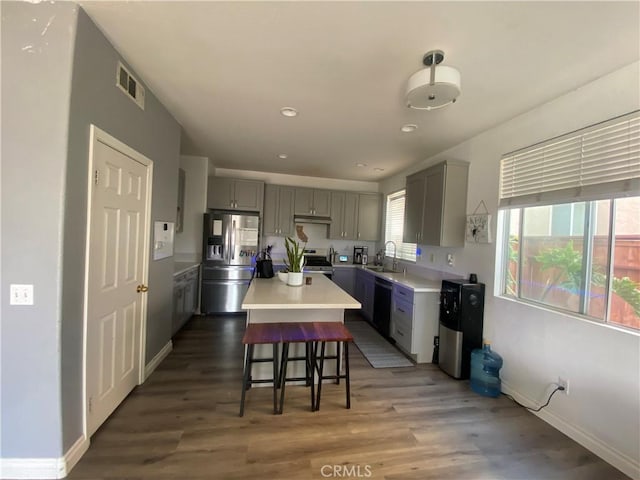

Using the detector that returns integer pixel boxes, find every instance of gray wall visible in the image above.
[1,1,78,458]
[1,1,182,459]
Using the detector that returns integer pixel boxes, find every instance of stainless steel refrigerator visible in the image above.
[201,211,259,313]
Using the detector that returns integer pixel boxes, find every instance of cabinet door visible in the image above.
[363,277,375,321]
[207,177,235,209]
[343,193,359,240]
[403,172,425,244]
[263,184,279,236]
[357,193,381,241]
[313,190,332,216]
[422,165,445,246]
[329,192,345,239]
[332,268,355,297]
[234,180,264,211]
[277,186,295,236]
[183,281,194,324]
[294,188,314,215]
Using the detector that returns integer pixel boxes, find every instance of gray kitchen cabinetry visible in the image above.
[207,177,264,212]
[390,284,439,363]
[356,193,381,241]
[332,266,356,297]
[172,266,200,336]
[294,187,331,216]
[403,160,469,247]
[354,268,375,322]
[329,191,358,240]
[176,168,185,233]
[263,184,295,237]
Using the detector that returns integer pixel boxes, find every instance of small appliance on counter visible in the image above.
[353,246,368,264]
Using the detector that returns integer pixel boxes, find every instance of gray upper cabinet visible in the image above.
[402,160,469,247]
[329,191,358,240]
[294,188,331,216]
[357,193,381,241]
[263,184,295,237]
[207,177,264,212]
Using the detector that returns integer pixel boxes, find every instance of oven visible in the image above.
[303,248,334,280]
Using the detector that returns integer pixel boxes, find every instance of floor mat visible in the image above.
[346,320,413,368]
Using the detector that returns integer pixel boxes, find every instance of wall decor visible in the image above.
[466,201,492,244]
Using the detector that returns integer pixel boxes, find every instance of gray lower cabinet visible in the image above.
[263,184,295,237]
[172,266,200,336]
[207,177,264,212]
[354,268,375,322]
[390,284,439,363]
[403,160,469,246]
[332,267,355,297]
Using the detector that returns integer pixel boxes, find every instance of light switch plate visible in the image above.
[10,284,34,305]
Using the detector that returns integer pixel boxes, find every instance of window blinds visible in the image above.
[499,111,640,208]
[385,190,416,261]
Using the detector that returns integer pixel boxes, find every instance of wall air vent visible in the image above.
[116,61,145,110]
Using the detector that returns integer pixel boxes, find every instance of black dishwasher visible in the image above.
[373,277,392,338]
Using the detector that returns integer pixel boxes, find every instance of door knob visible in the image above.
[136,284,149,293]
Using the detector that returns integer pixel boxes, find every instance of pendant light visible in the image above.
[406,50,461,111]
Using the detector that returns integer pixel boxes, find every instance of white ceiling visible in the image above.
[79,1,640,182]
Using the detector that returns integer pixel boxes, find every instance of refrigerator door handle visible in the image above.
[231,219,236,260]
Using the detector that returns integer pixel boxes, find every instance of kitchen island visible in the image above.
[241,274,360,383]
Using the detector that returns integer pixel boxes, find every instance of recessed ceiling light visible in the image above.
[278,153,288,159]
[356,163,367,167]
[280,107,298,117]
[374,168,385,172]
[401,124,418,133]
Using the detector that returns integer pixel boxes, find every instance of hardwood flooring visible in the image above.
[69,313,628,480]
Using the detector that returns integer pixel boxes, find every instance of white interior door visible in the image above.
[85,127,151,437]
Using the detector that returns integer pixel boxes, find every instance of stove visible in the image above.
[303,248,334,275]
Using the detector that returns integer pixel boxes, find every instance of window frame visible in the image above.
[384,189,416,262]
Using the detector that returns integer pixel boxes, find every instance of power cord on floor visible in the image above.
[502,385,565,412]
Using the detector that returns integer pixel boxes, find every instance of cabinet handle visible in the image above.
[397,329,404,336]
[358,232,361,239]
[398,308,406,313]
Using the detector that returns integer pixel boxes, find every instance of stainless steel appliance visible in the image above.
[353,246,368,264]
[201,211,259,313]
[302,248,334,279]
[438,279,485,379]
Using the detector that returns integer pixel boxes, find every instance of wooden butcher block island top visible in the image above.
[241,274,361,310]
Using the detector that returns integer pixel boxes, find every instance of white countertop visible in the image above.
[174,261,201,276]
[242,274,361,310]
[334,264,441,292]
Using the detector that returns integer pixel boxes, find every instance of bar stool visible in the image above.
[239,323,282,417]
[312,322,354,411]
[278,322,318,413]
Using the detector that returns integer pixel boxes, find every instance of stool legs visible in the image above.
[315,340,351,411]
[239,343,280,417]
[344,341,351,409]
[239,344,253,417]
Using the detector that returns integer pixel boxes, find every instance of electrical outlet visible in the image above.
[446,253,454,266]
[557,377,569,395]
[430,253,436,263]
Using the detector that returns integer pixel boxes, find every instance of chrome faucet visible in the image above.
[384,240,398,272]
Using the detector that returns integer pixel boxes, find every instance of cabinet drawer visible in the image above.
[393,284,414,304]
[391,297,413,352]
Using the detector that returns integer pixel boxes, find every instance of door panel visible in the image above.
[87,137,149,437]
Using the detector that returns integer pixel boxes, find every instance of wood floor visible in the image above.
[69,313,628,480]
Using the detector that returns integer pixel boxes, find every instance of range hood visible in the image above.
[294,215,332,224]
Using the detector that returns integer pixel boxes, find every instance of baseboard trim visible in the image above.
[0,435,90,479]
[502,381,640,480]
[144,340,172,380]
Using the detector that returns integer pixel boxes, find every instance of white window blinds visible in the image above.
[499,111,640,208]
[385,190,416,262]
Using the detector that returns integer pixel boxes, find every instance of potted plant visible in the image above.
[284,236,306,286]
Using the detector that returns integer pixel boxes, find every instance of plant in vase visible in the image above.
[284,237,306,286]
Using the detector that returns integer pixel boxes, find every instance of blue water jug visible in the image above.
[470,342,503,398]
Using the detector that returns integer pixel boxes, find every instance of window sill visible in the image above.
[496,294,640,336]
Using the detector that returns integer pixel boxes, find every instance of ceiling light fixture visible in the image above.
[280,107,298,117]
[278,153,288,159]
[401,124,418,133]
[406,50,461,111]
[374,168,385,172]
[356,163,367,167]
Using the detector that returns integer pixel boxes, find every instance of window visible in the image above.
[385,190,416,262]
[499,111,640,330]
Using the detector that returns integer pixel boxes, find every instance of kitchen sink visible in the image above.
[365,265,396,273]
